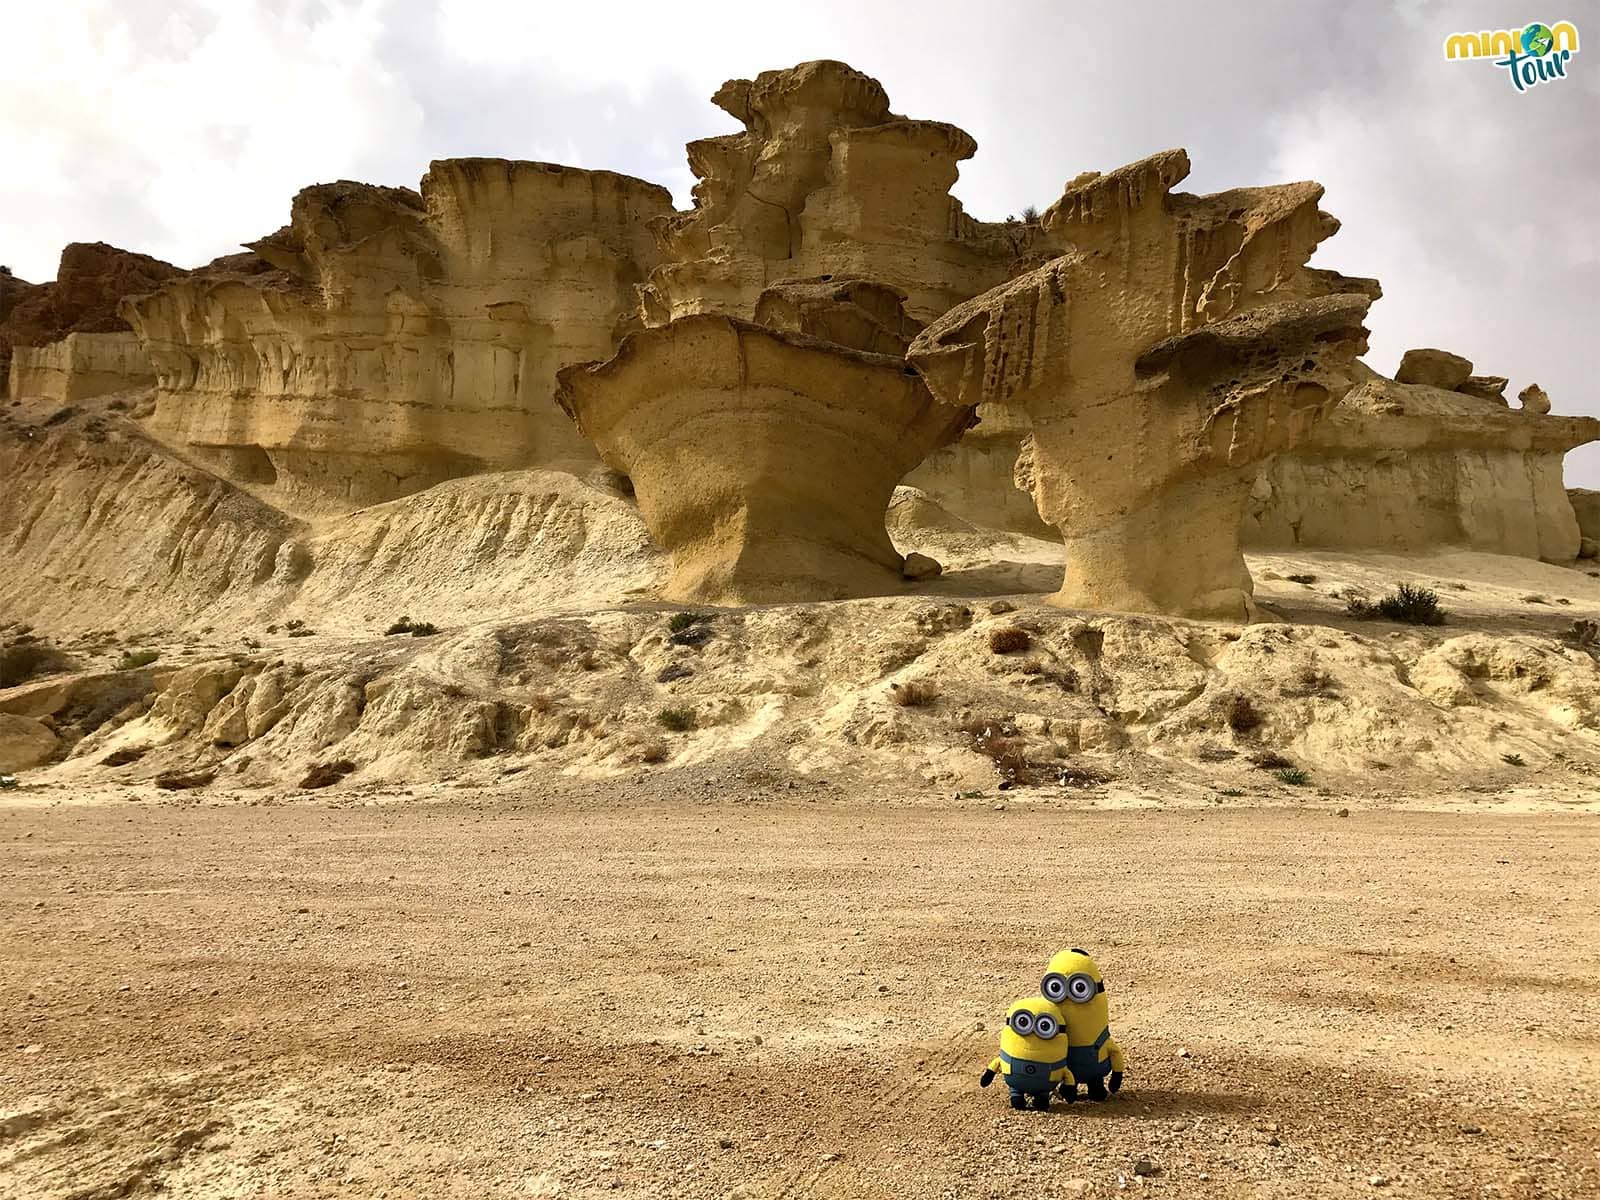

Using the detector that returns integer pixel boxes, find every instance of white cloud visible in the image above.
[0,0,422,279]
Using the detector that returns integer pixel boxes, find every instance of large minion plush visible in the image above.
[1041,948,1125,1101]
[979,996,1075,1110]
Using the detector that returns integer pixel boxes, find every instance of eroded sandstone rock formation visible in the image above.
[0,243,183,398]
[123,163,672,511]
[556,309,972,603]
[1246,369,1600,561]
[639,60,1033,327]
[909,149,1377,619]
[555,62,1006,604]
[1569,488,1600,558]
[8,332,155,402]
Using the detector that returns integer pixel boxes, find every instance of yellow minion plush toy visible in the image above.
[979,996,1075,1110]
[1041,948,1125,1101]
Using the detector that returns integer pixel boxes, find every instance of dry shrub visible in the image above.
[1197,745,1238,762]
[955,714,1017,739]
[1224,694,1261,733]
[155,769,215,791]
[891,679,941,707]
[1286,573,1318,585]
[300,760,357,789]
[1281,664,1339,699]
[101,747,148,767]
[527,692,555,715]
[989,627,1032,655]
[975,732,1029,781]
[637,740,669,764]
[1,636,75,687]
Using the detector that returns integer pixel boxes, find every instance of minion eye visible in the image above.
[1067,973,1096,1003]
[1034,1013,1059,1039]
[1041,972,1068,1003]
[1009,1010,1035,1036]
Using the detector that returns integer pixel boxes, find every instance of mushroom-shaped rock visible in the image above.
[909,149,1376,620]
[1396,348,1472,390]
[556,314,973,604]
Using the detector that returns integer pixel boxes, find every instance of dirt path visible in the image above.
[2,795,1597,1198]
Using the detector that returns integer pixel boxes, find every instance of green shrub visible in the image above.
[657,706,697,732]
[386,616,440,636]
[115,649,160,671]
[1348,584,1446,626]
[1275,768,1311,786]
[667,612,705,634]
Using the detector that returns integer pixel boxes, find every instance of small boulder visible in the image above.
[1396,348,1472,391]
[0,713,58,772]
[1518,383,1551,415]
[1580,538,1598,560]
[1455,375,1508,404]
[901,552,942,581]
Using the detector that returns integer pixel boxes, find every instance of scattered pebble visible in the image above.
[1133,1158,1159,1177]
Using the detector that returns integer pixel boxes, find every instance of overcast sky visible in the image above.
[4,0,1596,482]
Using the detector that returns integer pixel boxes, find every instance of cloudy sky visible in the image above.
[4,0,1596,481]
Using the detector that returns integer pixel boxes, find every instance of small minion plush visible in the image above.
[1041,948,1125,1101]
[979,996,1075,1110]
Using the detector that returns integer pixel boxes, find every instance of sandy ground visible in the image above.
[3,789,1597,1199]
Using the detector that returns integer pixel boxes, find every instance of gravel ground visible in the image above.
[1,792,1597,1199]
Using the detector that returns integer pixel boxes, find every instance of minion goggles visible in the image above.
[1041,971,1105,1005]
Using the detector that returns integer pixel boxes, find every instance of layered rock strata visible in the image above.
[123,163,673,511]
[556,312,973,603]
[7,332,155,402]
[1247,372,1600,561]
[0,243,183,397]
[910,149,1377,619]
